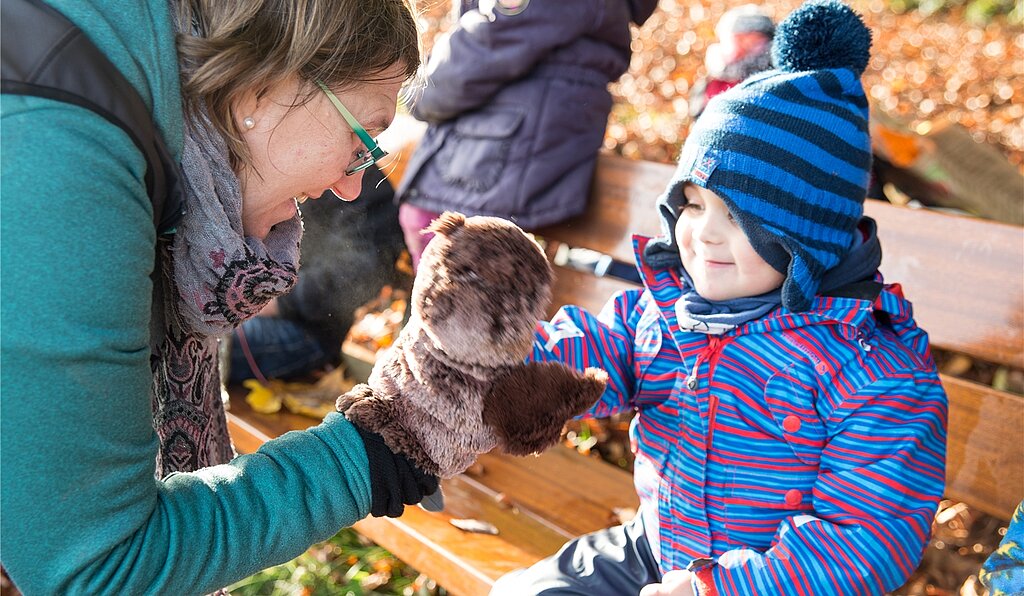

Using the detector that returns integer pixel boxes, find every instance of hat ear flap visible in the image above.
[780,249,819,312]
[644,185,687,271]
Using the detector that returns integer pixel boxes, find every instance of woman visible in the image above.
[1,0,436,593]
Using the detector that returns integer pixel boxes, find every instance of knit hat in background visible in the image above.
[716,4,775,38]
[646,0,874,312]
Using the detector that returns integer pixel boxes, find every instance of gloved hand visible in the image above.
[353,424,440,518]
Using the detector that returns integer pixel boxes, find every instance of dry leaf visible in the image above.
[494,492,519,513]
[450,518,499,535]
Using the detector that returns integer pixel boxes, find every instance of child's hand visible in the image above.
[639,570,696,596]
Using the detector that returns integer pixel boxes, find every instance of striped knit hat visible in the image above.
[646,0,874,312]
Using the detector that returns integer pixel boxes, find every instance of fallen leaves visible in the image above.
[449,518,500,535]
[418,1,1023,168]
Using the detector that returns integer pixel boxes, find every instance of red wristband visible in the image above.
[692,565,717,596]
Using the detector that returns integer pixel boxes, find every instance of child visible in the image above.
[396,0,658,269]
[980,501,1024,596]
[688,4,775,120]
[490,2,948,594]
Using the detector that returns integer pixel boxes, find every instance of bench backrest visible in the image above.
[533,152,1024,520]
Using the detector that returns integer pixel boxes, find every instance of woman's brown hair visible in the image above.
[175,0,420,170]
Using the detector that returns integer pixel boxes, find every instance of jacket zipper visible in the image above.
[686,336,727,450]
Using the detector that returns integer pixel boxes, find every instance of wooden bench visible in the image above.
[226,148,1024,595]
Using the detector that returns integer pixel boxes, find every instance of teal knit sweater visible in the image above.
[0,1,372,593]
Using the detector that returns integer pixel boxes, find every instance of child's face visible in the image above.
[675,184,784,301]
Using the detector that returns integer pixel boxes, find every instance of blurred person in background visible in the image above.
[688,4,775,120]
[395,0,660,269]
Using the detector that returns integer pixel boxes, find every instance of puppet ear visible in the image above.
[428,211,467,236]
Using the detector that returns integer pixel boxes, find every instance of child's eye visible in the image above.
[680,202,702,214]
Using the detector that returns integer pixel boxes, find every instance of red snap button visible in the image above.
[815,362,828,374]
[785,489,803,507]
[783,415,802,433]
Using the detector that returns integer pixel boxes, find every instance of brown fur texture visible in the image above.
[337,212,606,477]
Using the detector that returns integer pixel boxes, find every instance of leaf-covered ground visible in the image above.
[415,0,1023,169]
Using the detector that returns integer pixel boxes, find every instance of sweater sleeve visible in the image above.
[530,290,642,418]
[412,0,603,123]
[0,97,372,595]
[701,374,948,596]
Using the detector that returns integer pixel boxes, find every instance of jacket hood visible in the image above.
[632,235,933,363]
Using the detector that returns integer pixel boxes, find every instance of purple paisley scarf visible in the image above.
[150,108,302,478]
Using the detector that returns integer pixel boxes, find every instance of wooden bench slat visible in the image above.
[470,447,638,539]
[548,264,640,319]
[353,475,566,596]
[225,390,636,595]
[864,201,1024,369]
[942,374,1024,520]
[533,154,671,261]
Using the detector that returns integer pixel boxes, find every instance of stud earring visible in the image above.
[242,117,256,130]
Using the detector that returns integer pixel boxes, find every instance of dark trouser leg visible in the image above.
[229,317,329,383]
[490,514,660,595]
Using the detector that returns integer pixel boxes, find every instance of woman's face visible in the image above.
[235,63,406,239]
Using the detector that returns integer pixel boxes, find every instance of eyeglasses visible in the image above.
[315,80,388,176]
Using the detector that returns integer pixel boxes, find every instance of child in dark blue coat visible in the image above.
[396,0,659,268]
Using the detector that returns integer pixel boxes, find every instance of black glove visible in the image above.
[353,425,440,518]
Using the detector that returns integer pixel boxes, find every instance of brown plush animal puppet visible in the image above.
[337,212,608,478]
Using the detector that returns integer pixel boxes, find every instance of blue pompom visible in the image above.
[771,0,872,75]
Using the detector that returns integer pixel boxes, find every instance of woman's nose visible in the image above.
[330,170,364,202]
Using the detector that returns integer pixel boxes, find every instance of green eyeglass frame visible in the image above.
[315,80,388,176]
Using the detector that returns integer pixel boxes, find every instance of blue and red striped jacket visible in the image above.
[531,237,948,595]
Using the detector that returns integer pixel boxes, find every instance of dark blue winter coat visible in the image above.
[397,0,659,229]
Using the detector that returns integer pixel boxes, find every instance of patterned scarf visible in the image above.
[150,109,302,477]
[674,268,780,335]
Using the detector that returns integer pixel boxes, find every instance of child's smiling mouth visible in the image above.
[701,258,734,268]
